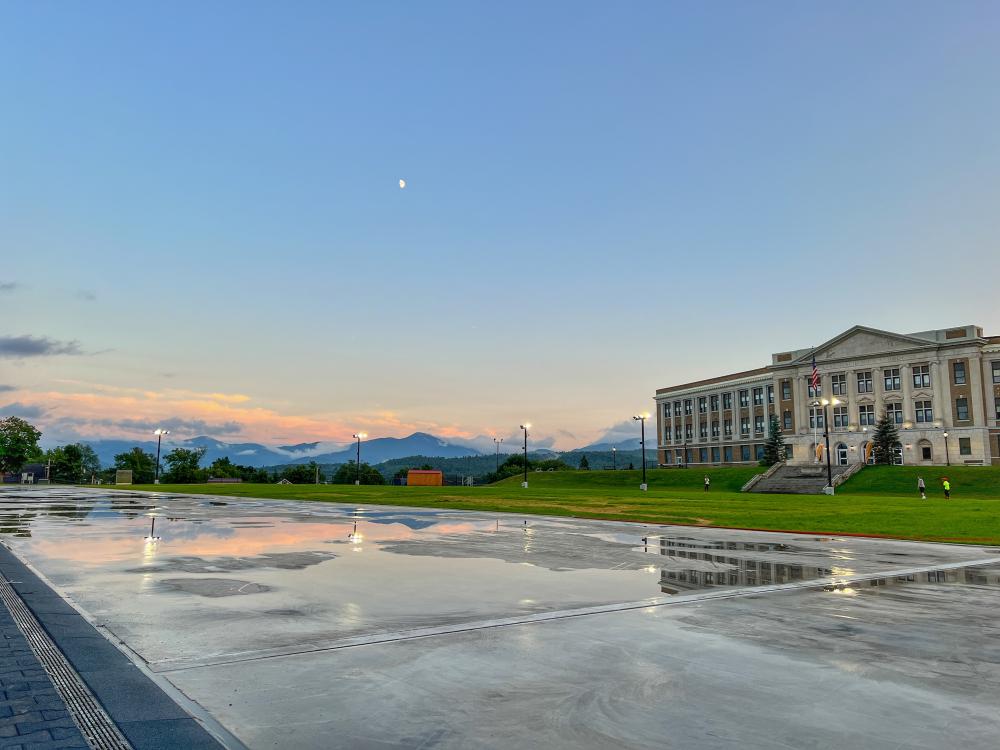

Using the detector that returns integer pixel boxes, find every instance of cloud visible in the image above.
[0,282,19,293]
[76,290,97,302]
[0,385,16,393]
[596,420,644,444]
[0,335,83,358]
[0,402,48,419]
[106,417,246,436]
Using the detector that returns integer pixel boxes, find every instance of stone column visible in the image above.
[930,361,944,426]
[969,354,986,424]
[901,364,913,423]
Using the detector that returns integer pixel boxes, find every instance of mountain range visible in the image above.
[76,432,647,469]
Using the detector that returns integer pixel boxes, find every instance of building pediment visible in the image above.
[790,326,935,365]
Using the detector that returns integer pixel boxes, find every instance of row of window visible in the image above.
[801,397,969,428]
[796,360,999,397]
[667,387,776,418]
[671,415,769,441]
[663,444,788,465]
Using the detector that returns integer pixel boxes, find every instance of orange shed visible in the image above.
[407,469,443,486]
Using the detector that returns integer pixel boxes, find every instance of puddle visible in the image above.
[0,487,994,667]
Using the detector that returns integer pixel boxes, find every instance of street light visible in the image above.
[352,433,367,485]
[820,399,839,492]
[153,429,170,484]
[861,426,869,465]
[633,413,649,491]
[519,424,530,488]
[943,431,950,466]
[493,436,503,474]
[612,446,617,471]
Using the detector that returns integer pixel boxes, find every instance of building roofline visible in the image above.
[654,366,771,396]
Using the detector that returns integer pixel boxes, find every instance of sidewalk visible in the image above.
[0,543,226,750]
[0,599,88,749]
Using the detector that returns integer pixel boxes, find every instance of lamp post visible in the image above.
[633,413,649,491]
[352,433,367,485]
[943,431,950,467]
[493,436,503,474]
[820,399,838,492]
[861,426,869,465]
[153,429,169,484]
[519,424,530,488]
[612,446,617,471]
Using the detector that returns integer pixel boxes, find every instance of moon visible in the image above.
[399,179,406,189]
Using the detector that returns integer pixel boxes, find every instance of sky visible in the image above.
[2,2,1000,452]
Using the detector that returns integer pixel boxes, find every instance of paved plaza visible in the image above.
[1,487,999,749]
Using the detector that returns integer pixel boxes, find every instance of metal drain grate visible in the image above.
[0,577,133,750]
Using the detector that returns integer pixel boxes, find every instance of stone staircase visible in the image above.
[748,462,863,494]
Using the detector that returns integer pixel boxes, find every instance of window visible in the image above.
[781,380,792,400]
[809,408,825,429]
[724,446,733,462]
[723,418,733,436]
[921,446,931,460]
[833,406,849,428]
[783,410,792,430]
[754,416,765,433]
[739,390,749,408]
[953,362,966,385]
[859,404,875,426]
[883,368,901,391]
[710,395,719,412]
[699,448,708,463]
[673,401,682,417]
[740,445,751,462]
[784,445,793,460]
[752,387,764,406]
[755,444,765,461]
[698,397,707,414]
[767,385,774,404]
[663,450,672,464]
[740,417,750,435]
[831,373,847,395]
[711,420,720,438]
[699,424,708,439]
[956,397,969,421]
[995,396,1000,420]
[711,447,720,463]
[993,361,1000,384]
[959,437,972,456]
[912,365,930,389]
[915,400,933,423]
[684,399,692,415]
[674,426,682,441]
[885,402,903,425]
[808,381,822,398]
[685,425,693,439]
[857,371,873,393]
[722,392,732,410]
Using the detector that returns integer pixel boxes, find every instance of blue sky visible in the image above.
[2,2,999,449]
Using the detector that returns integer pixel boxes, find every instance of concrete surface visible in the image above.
[1,486,999,749]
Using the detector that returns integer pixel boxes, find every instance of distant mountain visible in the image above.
[303,432,483,465]
[578,438,645,452]
[81,432,482,469]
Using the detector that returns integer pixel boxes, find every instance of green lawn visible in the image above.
[134,465,1000,545]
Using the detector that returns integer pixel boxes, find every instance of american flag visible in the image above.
[810,354,820,392]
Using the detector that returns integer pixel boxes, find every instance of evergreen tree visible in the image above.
[871,412,900,465]
[579,455,590,470]
[761,414,786,466]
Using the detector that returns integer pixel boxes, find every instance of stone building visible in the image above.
[654,324,1000,467]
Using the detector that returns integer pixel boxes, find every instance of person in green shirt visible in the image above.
[942,478,951,499]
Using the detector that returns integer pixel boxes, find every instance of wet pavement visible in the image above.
[2,486,999,749]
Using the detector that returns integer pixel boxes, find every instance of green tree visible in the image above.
[278,461,324,484]
[332,461,385,485]
[871,412,900,465]
[579,455,590,470]
[162,447,207,483]
[47,443,101,483]
[761,414,786,466]
[114,447,157,484]
[0,417,43,474]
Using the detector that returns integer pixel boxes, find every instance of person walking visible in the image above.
[942,477,951,499]
[703,475,711,491]
[917,477,926,500]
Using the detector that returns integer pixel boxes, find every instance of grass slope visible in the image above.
[137,465,1000,544]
